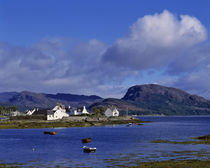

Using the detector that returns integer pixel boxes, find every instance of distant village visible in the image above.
[1,103,120,120]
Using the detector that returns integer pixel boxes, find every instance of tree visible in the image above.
[0,105,18,115]
[92,106,100,116]
[99,106,105,115]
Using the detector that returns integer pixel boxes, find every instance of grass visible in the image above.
[0,163,22,168]
[194,135,210,140]
[151,139,210,145]
[2,160,210,168]
[127,160,210,168]
[104,156,210,168]
[151,134,210,145]
[0,118,142,129]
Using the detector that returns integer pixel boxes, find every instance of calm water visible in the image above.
[0,116,210,167]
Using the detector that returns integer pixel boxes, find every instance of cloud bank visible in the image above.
[0,10,209,99]
[0,38,131,97]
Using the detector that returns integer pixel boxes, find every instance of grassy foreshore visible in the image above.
[1,160,210,168]
[120,160,210,168]
[152,134,210,145]
[0,116,142,129]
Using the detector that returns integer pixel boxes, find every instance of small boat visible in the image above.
[135,123,143,125]
[126,123,132,127]
[83,146,96,153]
[44,131,56,135]
[82,137,91,143]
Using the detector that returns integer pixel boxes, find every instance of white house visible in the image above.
[69,109,80,115]
[69,106,89,115]
[10,111,21,116]
[81,106,89,114]
[26,108,37,115]
[104,107,119,117]
[47,103,69,120]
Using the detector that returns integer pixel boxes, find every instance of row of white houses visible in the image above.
[47,104,92,120]
[25,103,119,120]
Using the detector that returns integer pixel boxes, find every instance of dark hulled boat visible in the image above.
[44,131,56,135]
[82,137,91,143]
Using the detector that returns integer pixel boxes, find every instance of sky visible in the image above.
[0,0,210,99]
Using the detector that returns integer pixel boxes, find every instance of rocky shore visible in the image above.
[0,116,143,129]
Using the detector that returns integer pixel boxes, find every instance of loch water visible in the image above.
[0,116,210,167]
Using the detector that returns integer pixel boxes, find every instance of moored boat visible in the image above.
[135,123,143,125]
[83,146,96,153]
[44,131,56,135]
[126,123,132,127]
[82,137,91,143]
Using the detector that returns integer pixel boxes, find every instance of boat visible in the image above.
[135,123,143,125]
[82,137,91,143]
[44,131,56,135]
[126,123,132,127]
[83,146,96,153]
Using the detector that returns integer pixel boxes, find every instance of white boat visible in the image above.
[83,146,96,153]
[126,123,132,127]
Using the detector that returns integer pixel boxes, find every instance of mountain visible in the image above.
[1,91,102,110]
[0,92,18,102]
[90,84,210,115]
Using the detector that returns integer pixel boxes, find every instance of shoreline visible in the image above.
[121,160,210,168]
[137,115,210,117]
[1,159,210,168]
[0,116,143,129]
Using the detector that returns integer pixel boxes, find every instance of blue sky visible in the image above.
[1,0,210,45]
[0,0,210,99]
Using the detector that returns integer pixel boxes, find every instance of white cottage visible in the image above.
[69,106,89,115]
[69,109,80,115]
[104,107,119,117]
[26,108,37,115]
[47,103,69,120]
[81,106,89,114]
[10,111,21,116]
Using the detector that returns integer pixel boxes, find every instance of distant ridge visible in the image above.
[46,93,101,102]
[0,92,18,102]
[90,84,210,115]
[0,91,102,110]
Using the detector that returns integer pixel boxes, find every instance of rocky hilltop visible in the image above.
[123,84,209,106]
[1,91,102,110]
[90,84,210,115]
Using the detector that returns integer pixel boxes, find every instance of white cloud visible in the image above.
[103,10,207,70]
